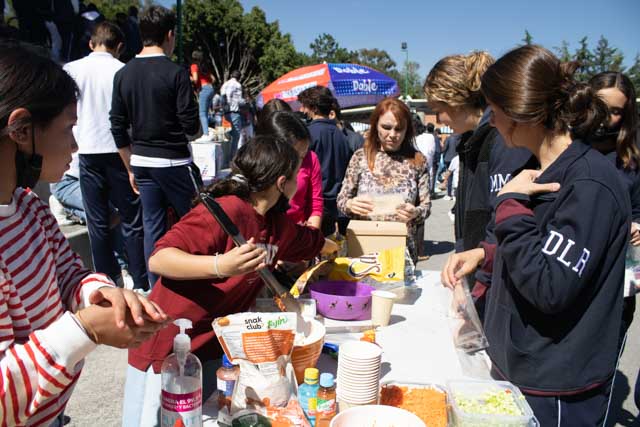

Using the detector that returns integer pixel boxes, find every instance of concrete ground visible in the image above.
[61,193,639,426]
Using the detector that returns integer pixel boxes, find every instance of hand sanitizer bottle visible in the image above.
[160,319,203,427]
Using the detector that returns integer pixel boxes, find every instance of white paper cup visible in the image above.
[340,341,382,359]
[371,290,396,327]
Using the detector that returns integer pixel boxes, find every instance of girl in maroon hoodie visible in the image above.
[122,135,336,427]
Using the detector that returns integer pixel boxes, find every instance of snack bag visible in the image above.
[290,246,405,297]
[212,313,299,415]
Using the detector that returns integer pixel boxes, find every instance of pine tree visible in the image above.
[573,37,594,82]
[590,35,624,74]
[554,40,572,62]
[627,54,640,96]
[521,29,533,46]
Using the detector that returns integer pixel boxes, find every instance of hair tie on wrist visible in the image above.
[214,253,222,278]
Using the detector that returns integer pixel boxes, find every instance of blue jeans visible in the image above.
[79,154,147,289]
[50,173,128,274]
[122,360,220,427]
[199,84,215,135]
[224,112,242,168]
[132,164,201,288]
[50,174,87,223]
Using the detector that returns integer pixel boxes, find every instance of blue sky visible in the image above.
[160,0,639,76]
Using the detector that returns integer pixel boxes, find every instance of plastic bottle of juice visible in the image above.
[315,373,336,427]
[216,354,239,411]
[298,368,320,426]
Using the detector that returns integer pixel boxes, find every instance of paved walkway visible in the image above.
[64,195,639,426]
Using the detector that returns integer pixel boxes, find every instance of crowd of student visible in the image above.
[0,3,639,426]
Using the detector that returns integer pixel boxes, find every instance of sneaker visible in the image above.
[48,196,74,226]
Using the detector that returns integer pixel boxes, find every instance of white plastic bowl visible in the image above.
[330,404,425,427]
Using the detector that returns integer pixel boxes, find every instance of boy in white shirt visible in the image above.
[64,21,148,290]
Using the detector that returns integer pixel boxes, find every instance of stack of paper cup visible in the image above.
[337,341,382,409]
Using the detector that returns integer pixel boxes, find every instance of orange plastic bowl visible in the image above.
[291,319,326,384]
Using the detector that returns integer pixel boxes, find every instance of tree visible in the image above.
[590,35,624,74]
[573,37,594,82]
[521,29,533,46]
[91,0,141,20]
[181,0,301,94]
[554,40,572,62]
[398,60,423,99]
[627,54,640,95]
[354,48,397,74]
[309,33,356,64]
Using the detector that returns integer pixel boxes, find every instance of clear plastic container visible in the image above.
[446,380,538,427]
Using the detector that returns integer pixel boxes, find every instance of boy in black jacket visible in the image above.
[110,5,201,288]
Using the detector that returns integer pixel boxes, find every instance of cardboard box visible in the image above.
[346,220,407,257]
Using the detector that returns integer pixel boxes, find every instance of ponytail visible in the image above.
[481,45,607,140]
[424,51,494,110]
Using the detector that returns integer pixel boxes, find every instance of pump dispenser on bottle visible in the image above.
[161,319,203,427]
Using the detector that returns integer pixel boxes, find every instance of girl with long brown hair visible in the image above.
[481,45,629,426]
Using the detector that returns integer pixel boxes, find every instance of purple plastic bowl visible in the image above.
[309,281,374,321]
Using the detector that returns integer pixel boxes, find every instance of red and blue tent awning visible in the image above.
[258,63,400,110]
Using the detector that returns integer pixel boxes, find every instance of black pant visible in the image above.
[525,382,612,426]
[132,164,201,287]
[79,154,147,289]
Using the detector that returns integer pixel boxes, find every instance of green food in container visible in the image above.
[446,380,539,427]
[455,390,523,416]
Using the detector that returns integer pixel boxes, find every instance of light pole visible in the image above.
[401,42,408,99]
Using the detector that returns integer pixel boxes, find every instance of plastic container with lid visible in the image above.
[446,379,539,427]
[216,354,239,410]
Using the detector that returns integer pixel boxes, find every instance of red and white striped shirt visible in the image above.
[0,188,113,426]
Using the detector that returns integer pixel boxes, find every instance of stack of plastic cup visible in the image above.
[336,341,382,410]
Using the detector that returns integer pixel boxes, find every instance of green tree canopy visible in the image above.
[90,0,141,20]
[354,48,397,74]
[309,33,356,64]
[182,0,302,94]
[590,35,624,74]
[398,60,422,99]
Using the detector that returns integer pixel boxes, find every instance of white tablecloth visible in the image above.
[202,270,491,425]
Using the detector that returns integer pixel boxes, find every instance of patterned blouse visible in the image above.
[337,148,431,260]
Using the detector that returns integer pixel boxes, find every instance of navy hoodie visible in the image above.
[605,150,640,221]
[484,140,630,394]
[455,109,530,252]
[308,118,350,220]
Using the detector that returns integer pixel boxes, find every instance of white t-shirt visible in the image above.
[63,52,124,154]
[448,155,460,189]
[416,132,436,167]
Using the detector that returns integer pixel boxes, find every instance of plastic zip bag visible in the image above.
[448,277,489,354]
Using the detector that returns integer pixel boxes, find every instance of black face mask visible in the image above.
[15,125,42,189]
[590,122,622,146]
[271,189,291,214]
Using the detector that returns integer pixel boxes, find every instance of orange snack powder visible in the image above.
[380,384,448,427]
